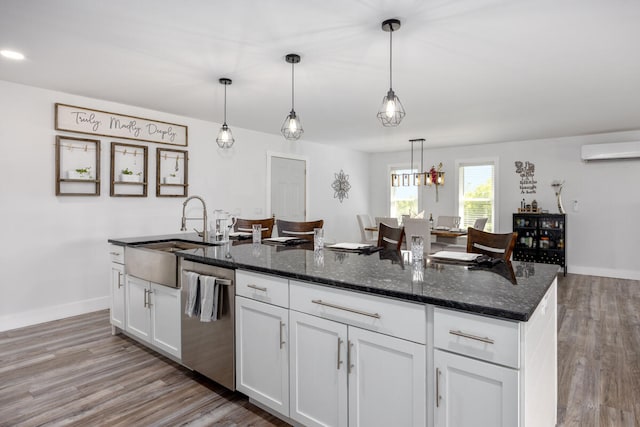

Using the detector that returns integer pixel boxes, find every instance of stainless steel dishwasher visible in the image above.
[179,259,235,391]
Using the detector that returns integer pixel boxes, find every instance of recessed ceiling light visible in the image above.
[1,50,25,60]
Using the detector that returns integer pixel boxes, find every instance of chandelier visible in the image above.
[391,139,445,187]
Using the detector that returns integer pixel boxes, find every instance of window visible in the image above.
[389,167,418,221]
[457,162,495,232]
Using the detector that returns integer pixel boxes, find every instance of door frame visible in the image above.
[266,151,309,220]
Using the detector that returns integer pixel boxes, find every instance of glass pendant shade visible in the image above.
[282,53,303,141]
[377,19,405,127]
[281,110,303,141]
[377,88,405,127]
[216,77,234,149]
[216,123,234,148]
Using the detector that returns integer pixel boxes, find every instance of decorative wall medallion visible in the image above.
[331,169,351,203]
[515,160,537,194]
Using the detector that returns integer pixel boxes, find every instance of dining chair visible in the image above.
[235,217,275,238]
[402,218,431,256]
[374,216,399,228]
[276,219,324,241]
[472,217,488,231]
[356,214,377,244]
[466,227,517,260]
[377,223,405,251]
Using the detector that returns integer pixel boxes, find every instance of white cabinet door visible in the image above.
[434,349,519,427]
[348,327,426,427]
[150,283,181,359]
[125,275,151,343]
[236,296,289,416]
[289,311,348,427]
[110,262,125,329]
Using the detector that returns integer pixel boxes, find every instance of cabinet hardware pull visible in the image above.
[110,251,121,256]
[347,341,354,374]
[117,272,123,289]
[311,299,381,319]
[337,338,343,370]
[147,289,153,307]
[449,330,495,344]
[247,284,268,292]
[143,289,148,308]
[279,321,285,349]
[436,368,442,408]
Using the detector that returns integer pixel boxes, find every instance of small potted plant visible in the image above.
[120,168,142,183]
[67,166,92,179]
[163,172,180,184]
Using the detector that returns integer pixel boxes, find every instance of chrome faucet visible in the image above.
[181,195,209,242]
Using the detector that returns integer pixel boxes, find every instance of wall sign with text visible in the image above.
[515,160,536,194]
[55,103,188,146]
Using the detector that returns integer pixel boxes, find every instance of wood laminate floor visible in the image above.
[557,274,640,427]
[1,273,638,426]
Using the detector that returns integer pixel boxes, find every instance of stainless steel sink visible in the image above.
[135,240,213,252]
[125,240,213,287]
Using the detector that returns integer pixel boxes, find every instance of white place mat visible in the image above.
[434,226,450,230]
[430,251,481,262]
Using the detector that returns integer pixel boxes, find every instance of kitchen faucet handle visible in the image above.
[193,228,204,237]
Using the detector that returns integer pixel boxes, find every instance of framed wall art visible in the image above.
[55,135,101,196]
[110,142,148,197]
[156,148,188,197]
[55,103,188,146]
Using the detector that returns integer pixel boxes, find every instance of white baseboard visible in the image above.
[0,296,110,332]
[569,265,640,281]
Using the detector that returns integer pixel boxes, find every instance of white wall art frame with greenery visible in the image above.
[55,135,101,196]
[156,147,188,197]
[110,142,148,197]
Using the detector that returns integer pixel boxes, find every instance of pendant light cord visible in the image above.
[389,29,393,89]
[223,83,227,123]
[291,61,295,111]
[410,139,414,172]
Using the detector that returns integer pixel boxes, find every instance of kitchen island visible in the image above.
[109,233,558,427]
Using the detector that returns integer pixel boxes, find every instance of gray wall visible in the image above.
[369,133,640,280]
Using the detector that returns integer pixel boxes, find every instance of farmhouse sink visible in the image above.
[134,240,213,253]
[125,239,213,287]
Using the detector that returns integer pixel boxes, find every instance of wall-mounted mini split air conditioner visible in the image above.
[581,141,640,161]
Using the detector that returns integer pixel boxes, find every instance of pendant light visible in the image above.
[216,78,235,149]
[281,53,304,141]
[377,19,405,127]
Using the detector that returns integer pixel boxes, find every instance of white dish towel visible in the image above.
[183,271,200,317]
[200,275,220,322]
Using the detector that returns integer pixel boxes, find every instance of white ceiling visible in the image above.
[1,0,639,152]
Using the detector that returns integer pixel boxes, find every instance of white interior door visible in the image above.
[268,154,307,221]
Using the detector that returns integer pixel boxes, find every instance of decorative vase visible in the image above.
[551,181,565,214]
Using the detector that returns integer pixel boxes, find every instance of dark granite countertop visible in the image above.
[109,233,559,321]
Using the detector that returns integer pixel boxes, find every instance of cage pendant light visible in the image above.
[281,53,304,141]
[377,19,405,127]
[216,78,235,149]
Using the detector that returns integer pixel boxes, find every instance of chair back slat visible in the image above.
[377,223,405,251]
[235,218,275,238]
[276,219,324,241]
[466,228,517,260]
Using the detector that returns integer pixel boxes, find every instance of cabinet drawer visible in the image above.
[434,307,520,368]
[109,244,125,264]
[236,270,289,308]
[290,280,426,344]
